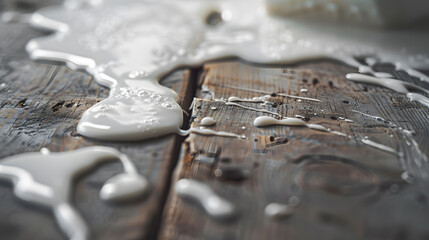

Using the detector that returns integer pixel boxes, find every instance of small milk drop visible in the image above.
[200,117,216,126]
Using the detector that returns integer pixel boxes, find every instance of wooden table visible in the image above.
[1,1,429,240]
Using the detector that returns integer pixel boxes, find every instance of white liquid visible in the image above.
[0,147,148,240]
[25,0,429,141]
[175,179,235,219]
[228,95,271,103]
[77,86,183,141]
[352,110,429,178]
[264,202,293,219]
[358,64,392,78]
[360,138,398,155]
[276,93,321,102]
[346,73,429,108]
[189,127,244,139]
[351,110,413,133]
[254,116,307,127]
[254,116,348,137]
[224,101,282,118]
[4,0,426,237]
[213,85,321,102]
[200,116,216,126]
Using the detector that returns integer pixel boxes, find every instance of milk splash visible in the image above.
[26,0,429,141]
[0,147,149,240]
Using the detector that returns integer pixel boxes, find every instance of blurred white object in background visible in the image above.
[266,0,429,27]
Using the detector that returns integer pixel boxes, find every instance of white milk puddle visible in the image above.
[24,0,429,141]
[76,86,183,141]
[0,146,148,240]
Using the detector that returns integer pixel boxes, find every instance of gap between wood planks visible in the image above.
[149,66,201,240]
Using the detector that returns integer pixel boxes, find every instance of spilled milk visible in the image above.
[23,0,429,141]
[0,146,148,240]
[0,0,428,238]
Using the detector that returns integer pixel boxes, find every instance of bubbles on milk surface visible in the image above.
[78,86,183,141]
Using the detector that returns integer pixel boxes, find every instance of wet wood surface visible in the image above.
[1,1,429,240]
[159,61,429,240]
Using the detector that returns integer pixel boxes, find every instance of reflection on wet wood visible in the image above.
[159,61,429,240]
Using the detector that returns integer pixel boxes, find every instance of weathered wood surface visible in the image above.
[0,3,196,240]
[159,61,429,240]
[2,1,429,240]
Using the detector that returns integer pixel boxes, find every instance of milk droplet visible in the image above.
[254,116,348,137]
[360,138,398,155]
[253,116,306,127]
[189,127,243,139]
[200,117,216,126]
[175,179,235,219]
[265,203,293,219]
[100,173,149,202]
[401,171,414,183]
[40,148,50,155]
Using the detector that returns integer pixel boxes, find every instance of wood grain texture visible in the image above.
[0,3,196,240]
[159,61,429,240]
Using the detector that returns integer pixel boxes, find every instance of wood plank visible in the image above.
[0,5,197,240]
[159,61,429,240]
